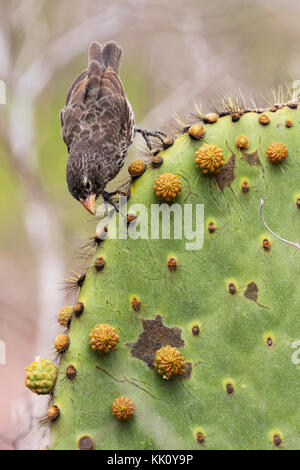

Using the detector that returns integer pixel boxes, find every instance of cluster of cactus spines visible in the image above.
[128,160,147,178]
[25,86,300,449]
[89,323,120,355]
[153,173,182,201]
[47,405,60,423]
[65,364,77,380]
[194,143,225,174]
[153,345,185,379]
[94,256,105,272]
[54,334,70,353]
[266,141,288,164]
[57,306,73,328]
[112,397,135,421]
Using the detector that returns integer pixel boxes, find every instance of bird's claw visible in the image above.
[135,128,167,150]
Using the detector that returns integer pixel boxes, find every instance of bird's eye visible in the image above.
[85,181,91,191]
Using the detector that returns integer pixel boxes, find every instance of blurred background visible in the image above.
[0,0,299,450]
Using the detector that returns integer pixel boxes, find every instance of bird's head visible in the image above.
[66,146,107,215]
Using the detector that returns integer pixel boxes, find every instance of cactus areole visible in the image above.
[26,95,300,449]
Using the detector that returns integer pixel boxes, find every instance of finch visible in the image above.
[60,40,135,214]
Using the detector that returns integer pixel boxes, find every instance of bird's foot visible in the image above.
[102,190,128,214]
[135,128,167,150]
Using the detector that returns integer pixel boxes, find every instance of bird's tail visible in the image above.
[88,41,122,75]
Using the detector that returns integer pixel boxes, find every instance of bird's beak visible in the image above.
[81,194,96,215]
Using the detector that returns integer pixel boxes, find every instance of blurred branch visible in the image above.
[16,1,134,98]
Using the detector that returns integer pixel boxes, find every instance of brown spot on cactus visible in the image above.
[266,337,273,348]
[241,181,250,193]
[77,435,96,450]
[181,362,193,379]
[214,154,236,191]
[195,143,225,174]
[203,113,218,124]
[153,173,182,202]
[263,332,275,349]
[89,323,120,355]
[296,198,300,209]
[268,106,277,113]
[154,344,185,379]
[244,282,259,302]
[285,119,293,128]
[163,137,174,149]
[112,397,135,421]
[226,382,235,395]
[266,142,288,164]
[263,239,271,251]
[192,325,200,336]
[241,150,262,167]
[25,358,57,395]
[57,306,73,328]
[168,257,178,271]
[152,155,163,168]
[131,297,141,312]
[188,124,205,140]
[258,113,270,125]
[272,433,282,448]
[235,135,249,150]
[73,302,84,318]
[228,282,236,295]
[95,257,105,272]
[54,334,70,353]
[126,315,184,369]
[208,222,216,233]
[47,405,60,422]
[196,432,205,444]
[66,364,77,380]
[128,159,146,178]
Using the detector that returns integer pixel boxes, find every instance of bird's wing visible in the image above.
[60,41,131,152]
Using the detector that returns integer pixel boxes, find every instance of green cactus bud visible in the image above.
[25,358,57,395]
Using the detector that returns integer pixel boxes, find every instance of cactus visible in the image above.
[27,95,300,449]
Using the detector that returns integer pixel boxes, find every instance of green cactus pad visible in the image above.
[25,358,57,395]
[50,103,300,449]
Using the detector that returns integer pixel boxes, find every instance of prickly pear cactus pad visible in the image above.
[48,102,300,450]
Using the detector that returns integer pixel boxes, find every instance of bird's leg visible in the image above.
[135,128,167,150]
